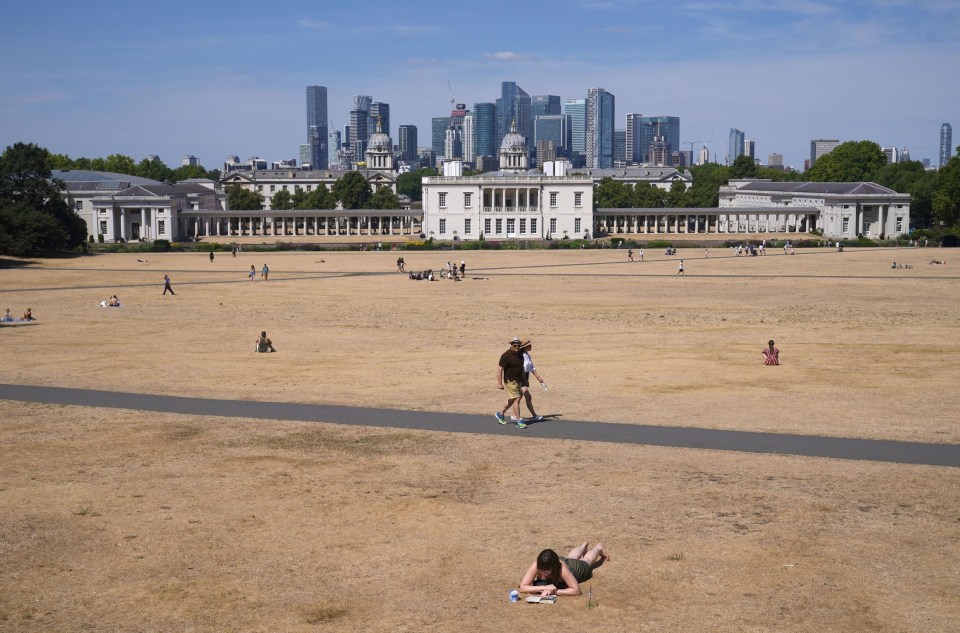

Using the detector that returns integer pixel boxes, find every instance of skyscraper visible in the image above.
[565,99,587,158]
[496,82,532,145]
[306,85,328,169]
[398,125,418,163]
[940,123,953,168]
[728,128,745,164]
[532,95,561,119]
[472,103,497,159]
[636,116,680,165]
[744,139,755,161]
[349,96,372,166]
[586,88,615,169]
[432,117,450,158]
[328,129,341,168]
[534,114,571,157]
[370,102,390,139]
[625,113,643,163]
[810,139,840,166]
[614,130,627,164]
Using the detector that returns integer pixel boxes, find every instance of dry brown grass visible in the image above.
[1,246,958,632]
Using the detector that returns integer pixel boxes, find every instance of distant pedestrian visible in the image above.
[627,248,634,262]
[677,259,685,276]
[704,248,709,258]
[249,265,256,281]
[162,274,175,295]
[261,263,269,281]
[638,248,643,262]
[209,251,215,263]
[460,260,466,276]
[396,256,405,273]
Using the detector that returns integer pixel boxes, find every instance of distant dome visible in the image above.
[500,119,525,150]
[368,117,391,150]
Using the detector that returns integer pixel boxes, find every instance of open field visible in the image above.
[1,246,958,631]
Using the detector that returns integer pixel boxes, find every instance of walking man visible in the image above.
[677,259,685,276]
[162,274,175,295]
[495,337,527,429]
[627,248,634,262]
[261,263,269,281]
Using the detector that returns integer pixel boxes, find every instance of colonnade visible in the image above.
[180,212,423,239]
[594,211,815,235]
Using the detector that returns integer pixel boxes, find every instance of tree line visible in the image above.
[46,152,220,185]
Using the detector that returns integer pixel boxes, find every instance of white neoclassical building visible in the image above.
[718,180,911,239]
[422,122,595,241]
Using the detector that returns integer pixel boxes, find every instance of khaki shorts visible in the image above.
[504,380,521,399]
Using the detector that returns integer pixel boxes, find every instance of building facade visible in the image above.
[728,128,745,164]
[940,123,953,168]
[472,102,498,160]
[810,139,839,166]
[306,85,328,170]
[398,125,418,163]
[585,88,615,168]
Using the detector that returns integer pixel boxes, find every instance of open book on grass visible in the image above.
[525,595,557,604]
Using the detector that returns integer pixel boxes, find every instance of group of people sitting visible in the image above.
[929,259,947,265]
[664,247,677,255]
[99,295,121,307]
[2,308,34,322]
[891,262,913,269]
[408,269,437,281]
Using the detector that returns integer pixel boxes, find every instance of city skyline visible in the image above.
[1,1,958,170]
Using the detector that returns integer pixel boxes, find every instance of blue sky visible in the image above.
[1,0,958,170]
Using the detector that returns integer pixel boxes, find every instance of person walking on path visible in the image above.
[627,248,634,262]
[249,265,256,281]
[162,274,175,295]
[495,337,527,429]
[261,264,269,281]
[763,340,780,365]
[677,259,685,276]
[638,248,643,262]
[517,339,545,422]
[209,251,215,263]
[396,256,405,273]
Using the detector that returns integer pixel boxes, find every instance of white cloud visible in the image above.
[482,51,538,62]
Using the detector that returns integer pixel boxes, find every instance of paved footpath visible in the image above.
[1,383,957,468]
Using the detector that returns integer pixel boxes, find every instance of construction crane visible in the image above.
[447,80,456,107]
[682,131,717,165]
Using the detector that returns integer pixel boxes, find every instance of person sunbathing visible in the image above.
[518,543,609,597]
[22,308,34,321]
[255,331,276,353]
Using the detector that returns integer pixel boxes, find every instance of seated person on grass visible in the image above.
[2,309,14,322]
[255,331,276,353]
[22,308,34,321]
[518,543,609,598]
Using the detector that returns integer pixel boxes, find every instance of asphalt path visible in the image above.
[1,383,957,468]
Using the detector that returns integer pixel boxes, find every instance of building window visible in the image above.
[506,218,515,235]
[550,218,557,234]
[550,192,558,207]
[306,185,312,191]
[99,220,107,235]
[257,185,263,192]
[439,193,447,208]
[270,185,276,192]
[896,216,903,232]
[575,218,581,233]
[519,218,526,234]
[495,218,503,234]
[531,218,537,234]
[464,192,472,207]
[75,200,83,211]
[842,217,850,233]
[465,219,472,235]
[574,192,582,207]
[158,220,165,236]
[440,219,446,234]
[484,218,491,234]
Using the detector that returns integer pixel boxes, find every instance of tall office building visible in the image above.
[744,139,755,161]
[370,102,390,139]
[462,114,475,162]
[767,153,784,169]
[534,114,571,157]
[585,88,615,168]
[472,102,497,159]
[431,117,450,158]
[810,139,840,166]
[532,95,561,119]
[728,128,745,164]
[496,82,532,146]
[940,123,953,167]
[565,99,587,162]
[614,130,627,164]
[348,96,372,166]
[627,115,680,165]
[305,85,328,169]
[328,129,341,167]
[398,125,418,163]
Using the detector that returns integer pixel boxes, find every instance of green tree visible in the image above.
[806,140,886,182]
[632,182,666,208]
[301,183,335,209]
[291,186,308,210]
[369,186,400,210]
[136,157,174,183]
[227,185,264,210]
[666,180,688,207]
[396,168,436,202]
[270,189,294,210]
[685,163,729,208]
[46,153,74,170]
[103,154,137,175]
[932,148,960,228]
[729,154,759,179]
[0,142,88,256]
[332,171,372,209]
[871,160,937,228]
[171,164,211,182]
[593,177,632,208]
